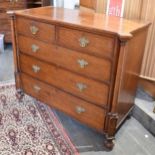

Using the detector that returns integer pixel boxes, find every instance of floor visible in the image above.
[133,98,155,136]
[0,45,155,155]
[0,44,14,82]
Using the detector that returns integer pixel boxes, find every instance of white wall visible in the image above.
[54,0,79,9]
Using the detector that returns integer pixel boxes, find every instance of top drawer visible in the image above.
[57,27,115,58]
[16,17,55,43]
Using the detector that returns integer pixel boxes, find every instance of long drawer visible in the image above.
[0,0,26,2]
[0,13,8,20]
[21,73,106,131]
[20,54,109,107]
[0,0,10,2]
[0,2,26,9]
[0,19,10,30]
[58,27,115,58]
[18,35,111,82]
[16,17,55,43]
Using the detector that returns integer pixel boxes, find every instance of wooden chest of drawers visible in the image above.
[10,6,150,149]
[0,0,27,42]
[0,0,50,43]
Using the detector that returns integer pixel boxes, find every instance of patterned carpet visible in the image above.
[0,82,79,155]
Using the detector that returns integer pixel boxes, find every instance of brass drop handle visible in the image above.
[79,37,89,47]
[32,65,40,73]
[76,106,85,114]
[77,59,89,68]
[76,83,87,92]
[33,85,41,93]
[30,26,39,35]
[31,44,39,53]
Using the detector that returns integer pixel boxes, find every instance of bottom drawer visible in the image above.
[21,73,106,132]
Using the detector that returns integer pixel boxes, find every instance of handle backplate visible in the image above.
[79,37,89,47]
[31,44,39,53]
[77,59,89,68]
[75,106,86,114]
[32,65,40,73]
[30,26,39,35]
[76,83,87,92]
[33,85,41,92]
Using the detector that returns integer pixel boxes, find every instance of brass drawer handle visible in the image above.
[77,59,89,68]
[76,106,85,114]
[31,44,39,53]
[76,83,87,92]
[33,85,41,92]
[30,26,39,35]
[32,65,40,73]
[79,37,89,47]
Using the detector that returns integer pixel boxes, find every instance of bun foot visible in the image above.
[104,139,114,150]
[16,89,24,101]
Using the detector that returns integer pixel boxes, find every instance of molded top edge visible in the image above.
[13,6,151,40]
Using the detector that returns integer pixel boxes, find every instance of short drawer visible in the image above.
[21,73,106,131]
[20,54,109,107]
[18,35,112,82]
[58,27,115,58]
[16,17,55,43]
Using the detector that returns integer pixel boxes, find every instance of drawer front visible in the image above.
[20,54,109,107]
[21,73,106,131]
[0,2,26,9]
[16,17,55,43]
[0,2,9,9]
[58,27,115,58]
[0,19,10,30]
[0,13,8,20]
[18,35,111,82]
[0,0,9,2]
[0,0,26,2]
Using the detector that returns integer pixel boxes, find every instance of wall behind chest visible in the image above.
[53,0,79,9]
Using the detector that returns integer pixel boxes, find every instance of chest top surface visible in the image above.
[14,6,150,39]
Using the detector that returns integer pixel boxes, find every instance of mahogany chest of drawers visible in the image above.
[10,6,150,149]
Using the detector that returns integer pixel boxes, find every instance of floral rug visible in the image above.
[0,82,79,155]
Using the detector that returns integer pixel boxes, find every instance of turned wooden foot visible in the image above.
[16,89,24,101]
[104,113,118,150]
[126,114,131,120]
[104,139,114,150]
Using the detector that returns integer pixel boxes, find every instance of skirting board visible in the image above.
[139,75,155,98]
